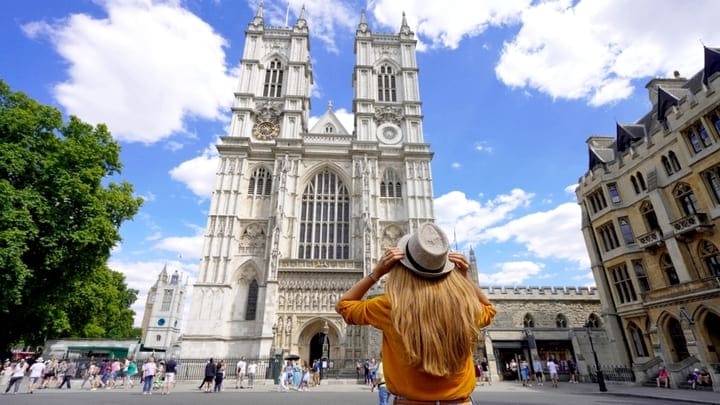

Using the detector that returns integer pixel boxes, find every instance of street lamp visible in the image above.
[321,321,329,381]
[584,321,607,392]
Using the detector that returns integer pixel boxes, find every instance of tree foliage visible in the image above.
[0,80,143,352]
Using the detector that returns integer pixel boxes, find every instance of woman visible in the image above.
[141,357,157,395]
[337,223,495,404]
[214,360,225,392]
[202,358,215,393]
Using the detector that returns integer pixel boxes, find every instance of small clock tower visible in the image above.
[141,265,186,352]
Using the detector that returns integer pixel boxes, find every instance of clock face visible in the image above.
[157,318,166,326]
[253,121,279,140]
[377,124,402,144]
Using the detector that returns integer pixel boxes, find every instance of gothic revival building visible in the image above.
[577,46,720,390]
[180,7,437,363]
[140,265,186,353]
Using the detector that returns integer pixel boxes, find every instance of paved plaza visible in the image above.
[1,380,717,405]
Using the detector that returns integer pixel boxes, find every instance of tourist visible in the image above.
[162,355,178,395]
[57,359,76,389]
[4,360,27,394]
[337,223,496,404]
[126,359,138,388]
[656,365,670,388]
[520,358,530,387]
[547,358,559,388]
[688,368,700,390]
[202,358,215,393]
[568,359,578,383]
[27,357,45,393]
[214,360,225,392]
[375,359,390,405]
[246,361,256,388]
[481,358,492,386]
[699,368,711,386]
[235,356,246,389]
[533,359,544,387]
[141,357,157,395]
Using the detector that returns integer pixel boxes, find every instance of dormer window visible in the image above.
[325,124,335,133]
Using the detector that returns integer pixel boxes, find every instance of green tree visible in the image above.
[0,80,143,353]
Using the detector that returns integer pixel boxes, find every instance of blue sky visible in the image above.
[2,0,720,326]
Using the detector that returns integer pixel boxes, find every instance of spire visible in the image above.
[327,100,333,112]
[299,5,306,20]
[400,11,412,35]
[256,0,264,18]
[357,10,369,34]
[295,5,307,29]
[251,0,264,27]
[159,264,168,282]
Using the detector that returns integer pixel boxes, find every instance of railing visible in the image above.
[643,277,720,302]
[586,364,635,382]
[637,229,663,250]
[671,213,713,235]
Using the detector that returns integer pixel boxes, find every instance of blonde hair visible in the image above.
[386,264,483,377]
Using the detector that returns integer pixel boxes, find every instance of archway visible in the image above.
[309,332,328,366]
[298,318,336,367]
[701,311,720,363]
[665,317,689,362]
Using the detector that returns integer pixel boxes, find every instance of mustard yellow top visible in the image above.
[338,295,496,401]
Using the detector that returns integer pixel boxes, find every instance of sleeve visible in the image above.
[477,303,497,328]
[337,296,391,329]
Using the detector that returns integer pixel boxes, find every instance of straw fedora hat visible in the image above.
[397,223,454,279]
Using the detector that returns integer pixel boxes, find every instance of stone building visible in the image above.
[180,7,437,363]
[576,46,720,390]
[140,265,186,354]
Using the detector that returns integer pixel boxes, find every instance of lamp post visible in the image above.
[321,321,329,381]
[270,324,280,384]
[584,321,607,392]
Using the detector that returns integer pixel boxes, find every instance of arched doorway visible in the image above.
[309,331,329,366]
[666,317,689,362]
[701,311,720,363]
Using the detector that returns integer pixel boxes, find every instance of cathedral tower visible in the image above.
[141,265,186,352]
[181,7,438,364]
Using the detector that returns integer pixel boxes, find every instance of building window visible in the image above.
[708,109,720,136]
[630,176,640,194]
[555,314,568,328]
[632,260,650,292]
[263,59,284,98]
[324,124,334,133]
[607,183,621,204]
[610,264,637,304]
[668,151,681,172]
[702,165,720,205]
[586,313,602,328]
[699,240,720,277]
[245,280,258,320]
[298,169,350,259]
[587,188,608,214]
[597,222,620,252]
[377,65,397,102]
[673,183,700,216]
[639,201,660,231]
[684,122,713,153]
[661,156,673,176]
[628,322,649,357]
[636,172,647,191]
[380,169,402,198]
[248,167,273,195]
[660,254,680,286]
[156,334,162,342]
[618,217,635,245]
[523,313,535,328]
[161,289,173,311]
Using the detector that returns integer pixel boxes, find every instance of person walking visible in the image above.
[202,358,215,393]
[214,360,225,392]
[480,358,491,386]
[337,223,496,404]
[27,357,45,393]
[141,357,157,395]
[546,358,559,388]
[57,359,76,389]
[162,355,178,395]
[4,360,27,394]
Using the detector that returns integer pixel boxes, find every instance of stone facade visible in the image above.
[140,266,186,353]
[577,47,720,390]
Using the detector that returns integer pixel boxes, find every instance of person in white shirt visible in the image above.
[4,360,27,394]
[246,361,257,388]
[546,359,559,388]
[27,358,46,393]
[235,357,247,389]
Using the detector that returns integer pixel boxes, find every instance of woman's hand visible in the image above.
[374,247,404,278]
[449,252,470,278]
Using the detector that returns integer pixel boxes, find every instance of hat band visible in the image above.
[404,244,446,274]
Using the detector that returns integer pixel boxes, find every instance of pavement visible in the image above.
[4,378,718,404]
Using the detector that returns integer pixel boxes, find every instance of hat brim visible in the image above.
[396,234,454,279]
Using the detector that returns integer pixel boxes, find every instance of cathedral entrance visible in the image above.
[309,332,329,365]
[298,319,334,368]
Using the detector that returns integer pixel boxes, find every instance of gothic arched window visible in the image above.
[660,254,680,286]
[298,169,350,259]
[586,313,602,328]
[636,171,647,191]
[555,314,568,328]
[639,201,660,232]
[380,169,402,198]
[669,151,681,172]
[630,175,640,194]
[703,165,720,205]
[248,167,273,195]
[263,59,284,98]
[523,313,535,328]
[628,322,649,357]
[245,280,258,321]
[699,240,720,277]
[661,156,673,176]
[325,124,335,133]
[673,183,700,216]
[377,65,397,102]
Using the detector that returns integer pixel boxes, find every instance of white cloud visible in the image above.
[434,189,534,242]
[495,0,720,105]
[474,141,494,153]
[22,0,237,143]
[478,261,544,286]
[109,259,197,327]
[370,0,529,49]
[479,202,589,268]
[451,162,461,169]
[153,226,205,260]
[169,142,219,199]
